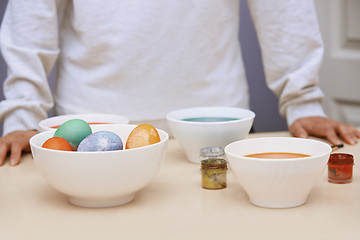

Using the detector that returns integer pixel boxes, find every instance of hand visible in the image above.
[0,130,39,166]
[289,116,360,146]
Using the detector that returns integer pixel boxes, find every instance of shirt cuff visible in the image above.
[286,101,327,127]
[2,109,43,136]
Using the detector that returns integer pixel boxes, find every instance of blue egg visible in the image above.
[77,131,123,152]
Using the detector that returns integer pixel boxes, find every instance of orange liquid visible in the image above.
[50,122,111,129]
[245,152,310,159]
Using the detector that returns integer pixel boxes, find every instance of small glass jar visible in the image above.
[328,153,354,184]
[200,147,228,190]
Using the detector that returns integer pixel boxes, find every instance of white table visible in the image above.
[1,131,359,239]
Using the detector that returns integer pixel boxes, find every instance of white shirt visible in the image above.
[0,0,326,135]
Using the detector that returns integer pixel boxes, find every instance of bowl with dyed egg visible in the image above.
[224,137,332,208]
[30,123,168,208]
[166,106,255,163]
[38,113,129,132]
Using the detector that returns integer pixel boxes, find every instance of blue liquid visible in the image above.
[181,117,240,122]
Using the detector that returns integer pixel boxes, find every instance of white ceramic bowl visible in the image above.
[166,106,255,163]
[30,124,168,208]
[225,137,332,208]
[38,113,129,132]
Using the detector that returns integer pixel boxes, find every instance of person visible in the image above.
[0,0,359,166]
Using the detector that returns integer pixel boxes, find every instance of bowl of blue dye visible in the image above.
[166,106,255,163]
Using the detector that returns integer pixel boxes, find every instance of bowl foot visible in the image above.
[68,194,135,208]
[249,198,307,209]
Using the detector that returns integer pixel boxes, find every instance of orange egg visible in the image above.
[42,137,73,151]
[125,123,161,149]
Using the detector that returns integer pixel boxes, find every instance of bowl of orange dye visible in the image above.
[39,113,129,132]
[225,137,332,208]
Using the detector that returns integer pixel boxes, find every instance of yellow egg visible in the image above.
[125,123,160,149]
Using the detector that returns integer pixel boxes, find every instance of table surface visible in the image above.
[1,131,359,240]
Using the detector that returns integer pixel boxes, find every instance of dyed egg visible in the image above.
[125,123,160,149]
[54,119,92,150]
[42,137,73,151]
[77,131,123,152]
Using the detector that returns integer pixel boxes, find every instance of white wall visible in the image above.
[0,0,288,136]
[315,0,360,127]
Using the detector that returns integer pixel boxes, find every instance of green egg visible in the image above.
[54,119,92,150]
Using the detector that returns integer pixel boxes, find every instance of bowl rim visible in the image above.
[39,113,129,129]
[224,137,332,162]
[30,124,169,154]
[166,106,255,125]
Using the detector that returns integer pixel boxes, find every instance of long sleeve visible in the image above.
[247,0,326,126]
[0,0,64,135]
[1,1,253,135]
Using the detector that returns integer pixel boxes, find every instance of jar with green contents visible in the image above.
[200,147,228,190]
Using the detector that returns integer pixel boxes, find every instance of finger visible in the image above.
[325,128,342,146]
[9,143,22,166]
[0,142,10,166]
[349,125,360,140]
[337,125,358,145]
[290,123,309,139]
[355,129,360,138]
